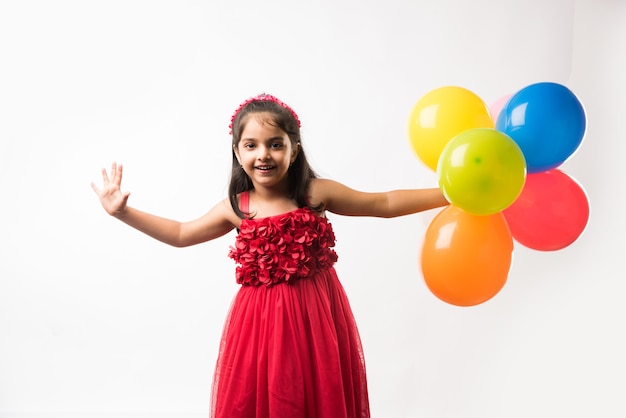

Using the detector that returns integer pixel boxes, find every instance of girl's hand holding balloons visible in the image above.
[91,162,131,217]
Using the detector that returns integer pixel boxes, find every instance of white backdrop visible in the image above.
[1,0,624,417]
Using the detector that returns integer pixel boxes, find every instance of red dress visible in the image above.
[210,192,370,418]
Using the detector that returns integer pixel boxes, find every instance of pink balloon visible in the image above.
[489,94,512,121]
[503,169,589,251]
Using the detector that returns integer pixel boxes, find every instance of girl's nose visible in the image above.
[257,145,270,160]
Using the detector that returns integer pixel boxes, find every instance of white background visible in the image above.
[1,0,624,417]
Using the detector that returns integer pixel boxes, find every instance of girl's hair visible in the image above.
[228,95,321,218]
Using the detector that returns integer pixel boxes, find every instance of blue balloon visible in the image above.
[495,82,586,173]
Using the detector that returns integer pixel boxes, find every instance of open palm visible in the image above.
[91,162,130,216]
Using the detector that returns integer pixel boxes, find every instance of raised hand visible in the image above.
[91,162,131,217]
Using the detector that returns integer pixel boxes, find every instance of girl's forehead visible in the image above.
[241,113,286,138]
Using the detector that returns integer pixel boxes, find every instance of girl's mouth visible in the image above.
[255,165,275,171]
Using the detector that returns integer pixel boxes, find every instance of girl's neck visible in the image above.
[249,181,291,200]
[249,188,298,217]
[250,187,292,202]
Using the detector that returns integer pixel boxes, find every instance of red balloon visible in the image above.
[421,206,513,306]
[503,169,589,251]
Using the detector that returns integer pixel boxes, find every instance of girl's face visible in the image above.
[234,112,299,192]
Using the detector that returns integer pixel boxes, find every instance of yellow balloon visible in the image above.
[437,128,526,215]
[408,86,494,171]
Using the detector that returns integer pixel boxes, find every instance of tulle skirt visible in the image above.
[210,267,370,418]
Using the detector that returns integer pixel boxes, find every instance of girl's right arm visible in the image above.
[91,163,237,247]
[308,178,449,218]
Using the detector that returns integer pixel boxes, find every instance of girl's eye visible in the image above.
[270,142,283,149]
[243,143,255,149]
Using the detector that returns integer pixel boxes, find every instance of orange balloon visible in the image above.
[421,206,513,306]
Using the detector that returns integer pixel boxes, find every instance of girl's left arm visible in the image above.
[309,178,449,218]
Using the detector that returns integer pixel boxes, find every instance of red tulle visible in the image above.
[212,207,370,417]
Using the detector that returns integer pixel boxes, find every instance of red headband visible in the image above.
[229,93,301,135]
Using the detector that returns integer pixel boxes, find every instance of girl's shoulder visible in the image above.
[307,178,327,204]
[307,178,344,208]
[307,178,387,217]
[212,196,244,228]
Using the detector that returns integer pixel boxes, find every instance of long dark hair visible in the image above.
[228,98,320,218]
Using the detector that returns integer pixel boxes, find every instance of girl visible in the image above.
[91,93,449,418]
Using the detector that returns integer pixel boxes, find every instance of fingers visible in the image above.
[101,167,110,184]
[94,162,122,194]
[110,162,118,183]
[100,162,124,185]
[115,163,124,186]
[107,162,123,186]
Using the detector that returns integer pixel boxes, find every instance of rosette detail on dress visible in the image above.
[228,208,338,286]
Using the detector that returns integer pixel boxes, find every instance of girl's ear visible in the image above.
[233,146,242,165]
[291,142,300,164]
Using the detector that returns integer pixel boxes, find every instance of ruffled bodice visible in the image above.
[228,208,338,286]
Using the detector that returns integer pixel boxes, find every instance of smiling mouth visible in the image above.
[255,165,276,171]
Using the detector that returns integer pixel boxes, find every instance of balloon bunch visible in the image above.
[407,83,588,307]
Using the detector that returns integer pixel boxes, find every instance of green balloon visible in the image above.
[437,128,526,215]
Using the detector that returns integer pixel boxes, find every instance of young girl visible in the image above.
[92,93,448,418]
